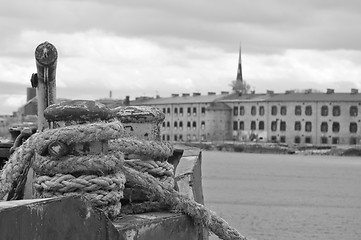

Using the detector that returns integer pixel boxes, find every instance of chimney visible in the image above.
[266,90,274,95]
[109,90,112,99]
[326,88,334,94]
[182,93,190,97]
[193,92,201,96]
[27,87,36,101]
[208,92,216,95]
[351,88,359,94]
[124,96,130,106]
[221,91,229,95]
[171,93,179,97]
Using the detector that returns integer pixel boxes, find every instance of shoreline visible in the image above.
[179,141,361,157]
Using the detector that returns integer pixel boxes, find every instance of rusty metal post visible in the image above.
[34,41,57,131]
[22,42,58,199]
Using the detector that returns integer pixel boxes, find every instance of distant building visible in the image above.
[141,92,230,142]
[264,90,361,145]
[138,89,361,145]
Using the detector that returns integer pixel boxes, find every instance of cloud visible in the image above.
[1,0,361,115]
[0,95,26,115]
[2,0,361,53]
[245,49,361,92]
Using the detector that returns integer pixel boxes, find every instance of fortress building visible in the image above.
[141,46,361,146]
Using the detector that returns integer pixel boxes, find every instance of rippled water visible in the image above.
[201,151,361,240]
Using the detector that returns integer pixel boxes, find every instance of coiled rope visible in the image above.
[0,120,247,240]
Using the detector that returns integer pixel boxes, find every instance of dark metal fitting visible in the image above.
[30,73,38,88]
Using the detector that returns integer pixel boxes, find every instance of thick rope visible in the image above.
[124,159,174,190]
[124,159,173,177]
[33,152,124,175]
[33,172,125,193]
[0,134,37,200]
[34,121,124,155]
[29,121,126,218]
[121,166,247,240]
[0,119,247,240]
[109,138,173,160]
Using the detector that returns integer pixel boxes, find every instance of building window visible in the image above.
[166,135,170,141]
[167,121,170,128]
[167,107,170,114]
[271,136,277,142]
[321,105,328,116]
[259,121,265,130]
[187,107,191,116]
[280,106,287,115]
[239,121,244,130]
[233,106,238,116]
[350,106,358,116]
[187,121,191,130]
[179,121,183,129]
[174,135,178,141]
[233,121,238,130]
[240,106,245,116]
[320,122,328,132]
[280,121,286,131]
[350,122,358,133]
[162,122,165,128]
[305,122,312,132]
[294,136,301,144]
[193,107,197,116]
[174,107,178,115]
[321,137,328,144]
[332,122,340,132]
[162,108,166,113]
[305,105,312,116]
[192,121,197,130]
[350,137,357,145]
[198,134,203,141]
[294,121,301,131]
[201,121,205,130]
[295,105,302,115]
[280,136,286,143]
[251,106,256,116]
[251,121,256,130]
[271,121,277,131]
[174,121,178,128]
[259,106,265,116]
[162,135,165,141]
[305,137,312,144]
[332,106,341,116]
[271,106,277,115]
[179,134,183,141]
[179,107,183,115]
[201,107,206,115]
[332,137,339,144]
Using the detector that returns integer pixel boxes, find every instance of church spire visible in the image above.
[236,44,243,82]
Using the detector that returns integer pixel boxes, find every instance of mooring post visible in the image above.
[23,42,58,199]
[34,41,57,131]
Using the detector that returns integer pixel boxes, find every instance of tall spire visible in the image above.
[236,43,243,82]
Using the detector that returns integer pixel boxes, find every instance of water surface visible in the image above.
[202,151,361,240]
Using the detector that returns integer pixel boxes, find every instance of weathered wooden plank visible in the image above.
[0,196,120,240]
[114,212,199,240]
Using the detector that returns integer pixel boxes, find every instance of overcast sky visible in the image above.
[1,0,361,115]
